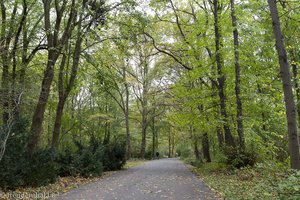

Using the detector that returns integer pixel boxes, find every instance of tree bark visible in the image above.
[202,132,211,162]
[28,53,57,153]
[213,0,235,147]
[124,66,131,159]
[291,61,300,129]
[230,0,244,150]
[267,0,300,169]
[140,58,149,159]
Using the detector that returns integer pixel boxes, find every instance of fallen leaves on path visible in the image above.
[0,171,116,200]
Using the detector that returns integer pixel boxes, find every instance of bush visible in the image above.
[102,141,126,170]
[223,146,257,168]
[56,140,126,176]
[56,150,80,177]
[25,149,58,187]
[0,119,29,189]
[57,145,104,177]
[0,122,126,190]
[78,147,103,177]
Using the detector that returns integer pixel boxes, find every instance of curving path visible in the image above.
[52,158,220,200]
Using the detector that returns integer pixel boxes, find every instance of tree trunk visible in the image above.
[213,0,235,147]
[51,97,66,149]
[202,132,211,162]
[0,1,10,124]
[51,25,82,150]
[28,54,57,154]
[140,60,149,159]
[291,61,300,128]
[140,124,147,158]
[268,0,300,169]
[217,127,224,148]
[168,130,171,158]
[152,114,155,159]
[194,138,201,160]
[124,66,131,159]
[230,0,244,150]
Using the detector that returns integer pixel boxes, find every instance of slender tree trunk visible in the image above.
[140,61,149,159]
[194,138,201,160]
[1,1,9,124]
[291,61,300,128]
[168,129,171,158]
[152,113,155,159]
[213,0,235,147]
[52,27,82,150]
[124,67,131,159]
[217,127,224,147]
[230,0,244,150]
[140,122,147,158]
[268,0,300,169]
[202,132,211,162]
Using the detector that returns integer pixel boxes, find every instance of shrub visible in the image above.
[102,141,126,170]
[25,149,58,187]
[223,146,257,168]
[56,150,80,176]
[57,145,104,177]
[78,148,103,177]
[0,118,29,189]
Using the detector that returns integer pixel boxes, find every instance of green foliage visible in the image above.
[195,161,300,200]
[0,119,30,189]
[77,148,103,177]
[56,139,126,177]
[0,124,57,189]
[102,141,127,170]
[57,147,102,177]
[223,146,257,169]
[277,170,300,199]
[25,149,58,187]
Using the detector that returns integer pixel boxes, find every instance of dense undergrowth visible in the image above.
[0,119,127,190]
[192,161,300,199]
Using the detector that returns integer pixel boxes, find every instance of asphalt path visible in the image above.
[53,158,220,200]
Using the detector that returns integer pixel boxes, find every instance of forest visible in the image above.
[0,0,300,199]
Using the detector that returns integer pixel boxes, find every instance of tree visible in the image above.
[212,0,235,147]
[28,0,80,154]
[230,0,244,150]
[267,0,300,169]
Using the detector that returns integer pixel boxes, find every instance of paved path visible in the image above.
[53,158,219,200]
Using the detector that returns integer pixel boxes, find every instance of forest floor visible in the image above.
[192,162,300,199]
[51,158,219,200]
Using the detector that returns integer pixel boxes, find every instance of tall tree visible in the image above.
[267,0,300,169]
[28,0,78,154]
[230,0,244,150]
[212,0,235,147]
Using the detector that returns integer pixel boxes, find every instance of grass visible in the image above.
[191,161,300,200]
